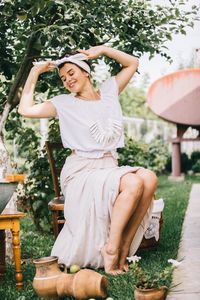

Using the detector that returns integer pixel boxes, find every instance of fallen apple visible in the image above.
[69,264,81,273]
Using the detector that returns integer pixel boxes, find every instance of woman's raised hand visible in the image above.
[78,45,106,59]
[31,61,56,75]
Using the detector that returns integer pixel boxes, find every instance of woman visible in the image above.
[18,45,157,275]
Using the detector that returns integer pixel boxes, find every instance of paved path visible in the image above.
[167,184,200,300]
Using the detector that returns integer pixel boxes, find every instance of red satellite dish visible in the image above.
[147,68,200,126]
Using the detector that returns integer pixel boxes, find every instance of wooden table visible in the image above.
[0,208,26,289]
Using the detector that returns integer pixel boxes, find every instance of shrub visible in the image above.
[191,151,200,166]
[181,153,191,172]
[5,114,71,232]
[118,136,169,174]
[192,159,200,173]
[18,120,71,232]
[147,139,169,173]
[118,137,149,168]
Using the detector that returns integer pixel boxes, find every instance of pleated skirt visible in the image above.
[51,152,153,268]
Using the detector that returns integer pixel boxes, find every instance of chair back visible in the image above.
[45,141,65,198]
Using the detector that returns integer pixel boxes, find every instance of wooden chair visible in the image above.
[45,141,68,238]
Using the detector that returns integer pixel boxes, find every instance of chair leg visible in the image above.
[52,211,59,239]
[0,230,6,279]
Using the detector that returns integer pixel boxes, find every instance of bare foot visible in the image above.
[101,244,123,275]
[119,246,129,272]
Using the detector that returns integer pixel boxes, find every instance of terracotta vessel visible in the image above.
[33,256,108,300]
[33,256,60,300]
[134,286,168,300]
[56,269,108,299]
[0,182,17,213]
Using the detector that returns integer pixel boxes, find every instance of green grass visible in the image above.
[0,175,199,300]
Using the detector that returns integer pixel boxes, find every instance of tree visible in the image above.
[0,0,198,132]
[119,85,158,119]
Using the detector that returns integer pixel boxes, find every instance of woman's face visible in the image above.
[59,63,89,93]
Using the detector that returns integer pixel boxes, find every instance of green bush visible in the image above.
[191,151,200,166]
[192,159,200,173]
[181,152,191,172]
[118,137,149,168]
[5,113,71,232]
[118,136,169,174]
[17,120,71,232]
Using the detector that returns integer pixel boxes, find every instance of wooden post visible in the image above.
[172,141,181,177]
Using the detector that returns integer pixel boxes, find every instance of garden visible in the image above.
[0,1,200,299]
[1,129,200,299]
[0,173,199,299]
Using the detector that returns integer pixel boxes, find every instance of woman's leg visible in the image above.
[118,169,158,271]
[101,173,144,274]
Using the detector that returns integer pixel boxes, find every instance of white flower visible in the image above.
[126,255,141,263]
[168,259,182,267]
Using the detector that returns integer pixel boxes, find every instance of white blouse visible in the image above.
[50,76,124,159]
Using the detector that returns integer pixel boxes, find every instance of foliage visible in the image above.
[165,151,200,174]
[190,151,200,167]
[5,111,70,231]
[147,139,169,173]
[129,257,175,289]
[118,136,149,167]
[0,0,199,117]
[16,118,71,231]
[165,152,190,173]
[192,159,200,173]
[118,136,169,174]
[119,86,159,120]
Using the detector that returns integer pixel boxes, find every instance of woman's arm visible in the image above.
[18,63,57,118]
[78,46,139,93]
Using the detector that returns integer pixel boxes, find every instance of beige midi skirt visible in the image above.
[51,152,153,268]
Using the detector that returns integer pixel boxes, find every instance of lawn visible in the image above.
[0,175,199,300]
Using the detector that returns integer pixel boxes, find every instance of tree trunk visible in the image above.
[0,134,10,180]
[0,32,41,177]
[0,32,41,134]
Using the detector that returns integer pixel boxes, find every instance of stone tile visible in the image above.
[166,184,200,300]
[167,293,200,300]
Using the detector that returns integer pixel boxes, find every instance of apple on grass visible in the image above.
[69,264,81,273]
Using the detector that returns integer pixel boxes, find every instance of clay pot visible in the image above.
[33,256,61,300]
[134,286,168,300]
[56,269,108,299]
[0,182,17,213]
[33,256,108,300]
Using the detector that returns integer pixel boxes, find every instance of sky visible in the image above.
[135,0,200,87]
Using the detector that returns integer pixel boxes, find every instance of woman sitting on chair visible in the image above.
[18,45,157,275]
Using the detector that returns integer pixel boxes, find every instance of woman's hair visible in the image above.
[57,51,91,71]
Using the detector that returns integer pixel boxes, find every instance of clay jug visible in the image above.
[56,269,108,299]
[33,256,61,300]
[134,286,168,300]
